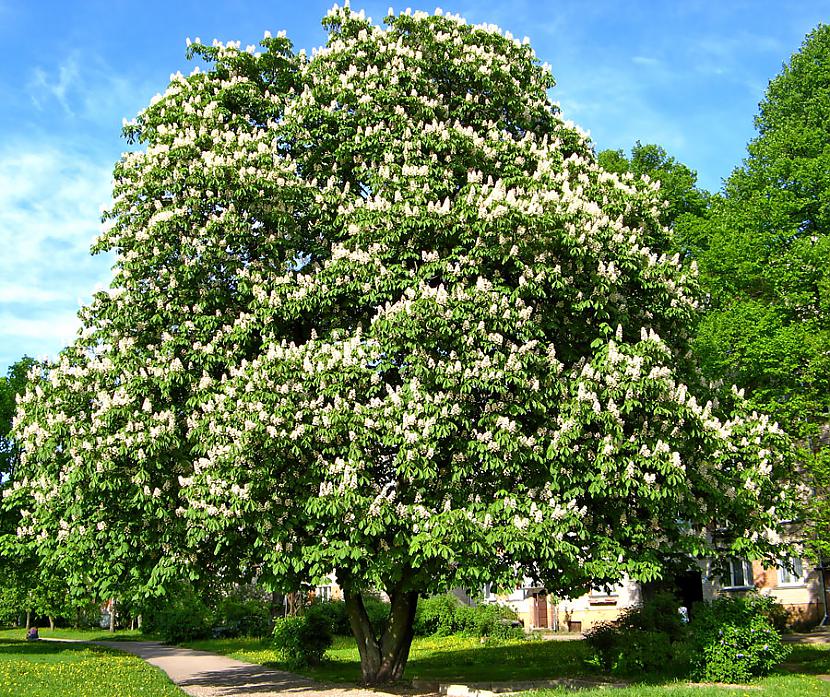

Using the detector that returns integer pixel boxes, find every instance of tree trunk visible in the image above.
[109,600,116,632]
[270,591,285,620]
[25,609,31,630]
[48,616,55,630]
[344,587,418,685]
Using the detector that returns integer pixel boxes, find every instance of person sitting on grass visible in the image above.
[26,626,39,641]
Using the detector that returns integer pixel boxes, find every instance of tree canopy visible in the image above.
[689,24,830,554]
[5,6,797,683]
[597,142,710,232]
[0,356,35,481]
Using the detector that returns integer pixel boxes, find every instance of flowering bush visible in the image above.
[688,594,790,682]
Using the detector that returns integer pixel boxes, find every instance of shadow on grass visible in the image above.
[779,644,830,675]
[180,635,828,690]
[404,641,592,681]
[267,639,618,685]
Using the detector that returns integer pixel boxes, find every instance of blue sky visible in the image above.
[0,0,827,374]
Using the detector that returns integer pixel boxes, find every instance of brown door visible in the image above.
[533,593,548,628]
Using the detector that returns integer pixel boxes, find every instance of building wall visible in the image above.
[704,557,824,628]
[554,579,641,632]
[311,556,826,632]
[493,578,641,632]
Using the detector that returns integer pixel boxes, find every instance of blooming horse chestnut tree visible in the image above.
[9,6,797,684]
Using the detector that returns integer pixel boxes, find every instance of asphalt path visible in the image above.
[91,641,401,697]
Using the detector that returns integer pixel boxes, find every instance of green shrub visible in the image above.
[688,593,790,682]
[273,613,333,667]
[306,600,352,636]
[585,592,688,675]
[618,591,688,642]
[414,594,523,639]
[363,595,391,634]
[214,593,271,637]
[303,595,389,637]
[464,603,524,640]
[141,585,213,643]
[415,594,461,636]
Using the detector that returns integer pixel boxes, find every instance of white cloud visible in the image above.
[0,46,154,372]
[0,313,80,346]
[26,50,155,128]
[29,55,81,115]
[0,287,67,303]
[0,142,114,369]
[632,56,662,68]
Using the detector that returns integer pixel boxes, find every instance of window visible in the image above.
[778,558,806,587]
[724,559,754,589]
[316,585,332,601]
[589,585,619,605]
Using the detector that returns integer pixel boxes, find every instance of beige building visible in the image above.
[479,577,642,633]
[309,555,827,633]
[479,555,826,633]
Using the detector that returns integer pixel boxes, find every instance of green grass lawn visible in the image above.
[5,627,830,697]
[0,627,150,642]
[185,634,830,696]
[522,674,830,696]
[184,634,592,683]
[0,637,186,697]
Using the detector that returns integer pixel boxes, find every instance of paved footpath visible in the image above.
[93,641,401,697]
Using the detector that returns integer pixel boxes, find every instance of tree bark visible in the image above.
[25,609,31,630]
[286,591,300,617]
[344,586,419,685]
[109,600,116,632]
[48,616,55,630]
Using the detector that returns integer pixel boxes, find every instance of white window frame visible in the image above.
[589,585,620,604]
[316,585,332,602]
[723,559,754,589]
[778,557,806,587]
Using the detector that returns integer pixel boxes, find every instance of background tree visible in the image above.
[0,357,39,627]
[0,358,93,630]
[7,7,797,683]
[0,356,35,482]
[688,24,830,554]
[597,142,710,233]
[597,142,712,264]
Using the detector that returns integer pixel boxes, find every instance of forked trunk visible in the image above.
[344,587,418,685]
